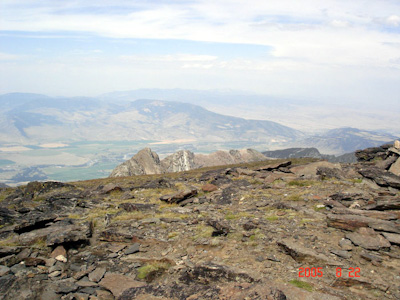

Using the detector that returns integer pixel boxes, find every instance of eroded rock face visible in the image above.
[109,148,267,177]
[110,148,163,177]
[161,150,196,173]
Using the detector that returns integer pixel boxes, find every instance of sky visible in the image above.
[0,0,400,105]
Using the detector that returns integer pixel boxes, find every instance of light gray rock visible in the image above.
[88,267,106,283]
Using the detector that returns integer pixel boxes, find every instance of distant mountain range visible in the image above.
[293,128,398,155]
[0,93,300,145]
[0,92,397,155]
[262,147,356,163]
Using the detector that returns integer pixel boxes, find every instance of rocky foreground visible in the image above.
[0,143,400,299]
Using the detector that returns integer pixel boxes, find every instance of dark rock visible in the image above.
[364,196,400,210]
[215,186,236,205]
[355,146,389,162]
[0,275,16,297]
[25,181,71,197]
[46,221,92,246]
[207,219,230,236]
[160,188,198,204]
[119,202,155,212]
[0,207,18,226]
[100,229,137,242]
[23,257,46,267]
[0,265,10,277]
[210,175,233,186]
[317,167,344,179]
[14,211,57,234]
[140,178,172,189]
[243,221,258,231]
[179,262,254,284]
[358,166,400,189]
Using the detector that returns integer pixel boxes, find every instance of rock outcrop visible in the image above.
[109,148,163,177]
[110,148,268,177]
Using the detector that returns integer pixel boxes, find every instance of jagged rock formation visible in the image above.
[110,148,267,177]
[109,148,163,177]
[161,150,196,173]
[1,142,400,299]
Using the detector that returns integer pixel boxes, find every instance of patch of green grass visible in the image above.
[350,178,363,184]
[313,205,326,211]
[67,214,82,219]
[225,211,254,220]
[168,232,179,239]
[137,261,172,281]
[33,237,47,249]
[193,225,215,240]
[289,279,313,292]
[287,194,303,201]
[0,235,19,247]
[300,218,314,224]
[288,180,316,187]
[265,215,279,221]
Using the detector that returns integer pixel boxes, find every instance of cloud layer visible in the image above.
[0,0,399,104]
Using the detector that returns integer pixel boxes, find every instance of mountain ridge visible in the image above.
[110,147,268,177]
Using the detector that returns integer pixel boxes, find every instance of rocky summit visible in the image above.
[0,142,400,299]
[109,148,267,177]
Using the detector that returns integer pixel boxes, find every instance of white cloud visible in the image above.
[386,15,400,26]
[0,52,22,60]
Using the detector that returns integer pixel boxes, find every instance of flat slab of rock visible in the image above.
[201,183,218,192]
[89,267,107,282]
[277,239,343,266]
[358,166,400,189]
[290,161,341,178]
[331,207,398,220]
[364,196,400,211]
[99,273,146,298]
[327,214,400,233]
[381,232,400,245]
[160,188,198,204]
[124,243,140,255]
[346,228,391,250]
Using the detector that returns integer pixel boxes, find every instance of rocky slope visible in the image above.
[0,142,400,299]
[110,148,268,177]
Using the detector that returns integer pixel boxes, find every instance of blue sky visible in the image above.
[0,0,399,104]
